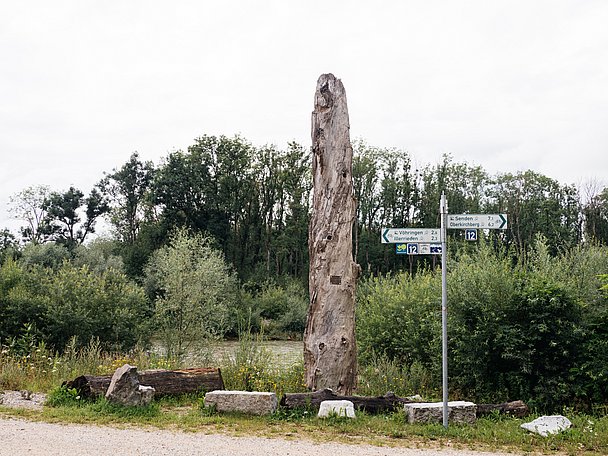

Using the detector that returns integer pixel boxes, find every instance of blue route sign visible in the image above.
[407,243,418,254]
[430,244,442,254]
[465,229,478,241]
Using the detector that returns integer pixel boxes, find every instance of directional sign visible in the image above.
[447,214,507,230]
[430,244,442,255]
[396,243,442,255]
[465,229,478,241]
[382,227,441,244]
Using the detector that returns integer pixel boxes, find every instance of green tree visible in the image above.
[99,152,155,245]
[0,229,18,263]
[8,185,51,244]
[486,171,581,257]
[42,186,109,248]
[583,186,608,244]
[145,228,238,359]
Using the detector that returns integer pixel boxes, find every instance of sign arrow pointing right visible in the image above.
[499,214,507,229]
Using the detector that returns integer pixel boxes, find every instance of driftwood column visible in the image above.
[304,73,360,395]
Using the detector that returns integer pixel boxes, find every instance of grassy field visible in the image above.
[2,393,608,455]
[2,337,608,455]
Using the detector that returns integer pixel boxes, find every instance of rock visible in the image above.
[521,415,572,437]
[318,400,356,418]
[20,390,33,400]
[406,394,424,402]
[105,364,155,407]
[405,401,477,424]
[204,390,277,415]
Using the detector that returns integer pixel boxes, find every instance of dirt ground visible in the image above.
[0,416,516,456]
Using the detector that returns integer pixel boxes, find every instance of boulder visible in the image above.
[105,364,155,407]
[521,415,572,437]
[204,390,277,415]
[318,400,356,418]
[405,401,477,424]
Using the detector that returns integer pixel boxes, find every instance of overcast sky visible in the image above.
[2,1,607,234]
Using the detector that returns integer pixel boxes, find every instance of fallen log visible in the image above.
[280,389,413,413]
[64,367,224,399]
[476,400,529,418]
[281,389,529,417]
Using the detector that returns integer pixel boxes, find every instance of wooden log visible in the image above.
[476,400,529,418]
[64,367,224,398]
[280,388,413,414]
[305,73,360,395]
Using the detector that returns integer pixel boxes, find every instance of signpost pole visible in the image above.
[440,192,448,428]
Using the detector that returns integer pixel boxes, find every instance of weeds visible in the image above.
[219,329,307,397]
[0,336,180,392]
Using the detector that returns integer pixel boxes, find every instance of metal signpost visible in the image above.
[440,193,448,428]
[383,194,507,428]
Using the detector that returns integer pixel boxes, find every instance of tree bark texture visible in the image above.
[64,367,224,398]
[304,74,360,395]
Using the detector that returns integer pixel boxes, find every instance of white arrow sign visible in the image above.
[382,227,441,243]
[447,214,507,230]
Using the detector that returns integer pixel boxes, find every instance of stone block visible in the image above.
[521,415,572,436]
[204,390,277,415]
[405,401,477,424]
[318,400,356,418]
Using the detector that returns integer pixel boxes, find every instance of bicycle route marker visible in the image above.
[447,214,507,230]
[382,227,441,243]
[396,243,442,255]
[464,229,478,241]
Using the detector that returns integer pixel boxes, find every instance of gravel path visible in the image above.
[0,390,46,410]
[0,417,514,456]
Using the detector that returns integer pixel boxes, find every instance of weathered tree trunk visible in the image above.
[281,389,412,413]
[304,74,360,395]
[64,367,224,398]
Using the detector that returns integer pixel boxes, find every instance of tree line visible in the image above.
[4,134,607,282]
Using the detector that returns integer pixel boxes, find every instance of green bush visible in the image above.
[145,228,238,360]
[235,278,308,338]
[0,258,148,352]
[356,270,441,369]
[356,240,608,410]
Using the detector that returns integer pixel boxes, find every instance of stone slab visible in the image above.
[521,415,572,436]
[405,401,477,424]
[318,400,356,418]
[204,390,277,415]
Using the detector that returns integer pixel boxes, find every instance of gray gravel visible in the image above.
[0,417,514,456]
[0,390,46,410]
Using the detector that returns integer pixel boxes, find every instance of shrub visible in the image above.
[356,270,441,369]
[0,258,148,352]
[145,228,238,360]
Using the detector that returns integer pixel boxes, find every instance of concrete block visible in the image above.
[204,390,277,415]
[318,400,356,418]
[405,401,476,424]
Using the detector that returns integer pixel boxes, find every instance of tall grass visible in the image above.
[219,329,307,397]
[0,337,178,392]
